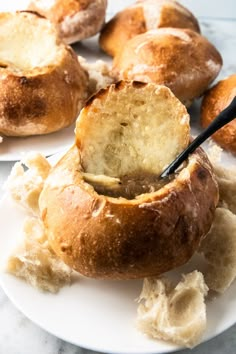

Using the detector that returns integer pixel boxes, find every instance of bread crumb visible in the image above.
[5,152,51,215]
[199,208,236,293]
[78,56,114,96]
[213,164,236,215]
[137,271,208,348]
[6,217,72,293]
[0,136,3,143]
[208,140,223,164]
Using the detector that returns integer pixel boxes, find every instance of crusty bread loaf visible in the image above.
[27,0,107,44]
[0,11,88,137]
[201,75,236,154]
[39,81,218,280]
[112,28,222,107]
[100,0,200,57]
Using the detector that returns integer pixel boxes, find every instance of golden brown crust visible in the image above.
[39,145,218,280]
[0,12,88,137]
[28,0,107,43]
[201,74,236,154]
[112,28,222,106]
[99,0,200,57]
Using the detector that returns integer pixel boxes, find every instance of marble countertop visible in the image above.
[0,8,236,354]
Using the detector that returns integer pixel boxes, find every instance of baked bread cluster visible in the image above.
[100,0,200,57]
[201,74,236,154]
[27,0,108,44]
[0,11,88,137]
[39,81,218,280]
[98,0,223,106]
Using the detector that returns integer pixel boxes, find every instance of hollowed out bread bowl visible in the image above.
[112,28,222,107]
[0,11,88,137]
[39,81,219,280]
[201,74,236,154]
[27,0,107,44]
[99,0,200,57]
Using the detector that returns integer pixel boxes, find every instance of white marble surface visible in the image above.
[0,3,236,354]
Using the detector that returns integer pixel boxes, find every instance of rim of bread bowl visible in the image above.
[0,11,69,75]
[53,143,216,204]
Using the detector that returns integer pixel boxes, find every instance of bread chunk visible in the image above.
[7,217,72,293]
[137,271,208,348]
[199,208,236,293]
[5,152,51,215]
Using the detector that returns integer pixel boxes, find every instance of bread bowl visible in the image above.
[0,11,88,137]
[39,81,219,280]
[113,28,222,107]
[100,0,200,57]
[27,0,107,44]
[201,74,236,154]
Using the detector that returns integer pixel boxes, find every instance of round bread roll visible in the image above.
[100,0,200,57]
[39,81,219,280]
[0,11,88,137]
[201,74,236,154]
[112,28,222,107]
[27,0,107,44]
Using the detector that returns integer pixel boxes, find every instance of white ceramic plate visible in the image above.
[0,149,236,354]
[0,126,75,161]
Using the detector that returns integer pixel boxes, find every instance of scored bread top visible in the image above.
[76,81,190,178]
[99,0,200,57]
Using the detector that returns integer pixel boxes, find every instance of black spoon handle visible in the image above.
[160,96,236,179]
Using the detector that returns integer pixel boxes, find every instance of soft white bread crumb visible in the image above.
[0,136,2,143]
[207,140,223,164]
[213,165,236,215]
[199,207,236,293]
[5,153,51,215]
[7,217,72,293]
[78,56,114,96]
[137,271,208,348]
[207,142,236,214]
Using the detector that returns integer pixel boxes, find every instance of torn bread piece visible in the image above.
[213,165,236,215]
[137,271,208,348]
[7,217,72,293]
[5,153,51,215]
[199,207,236,293]
[78,56,115,96]
[207,141,236,214]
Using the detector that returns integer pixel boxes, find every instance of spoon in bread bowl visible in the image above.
[160,96,236,178]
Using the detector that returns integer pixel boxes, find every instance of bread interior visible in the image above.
[0,13,60,71]
[77,82,189,199]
